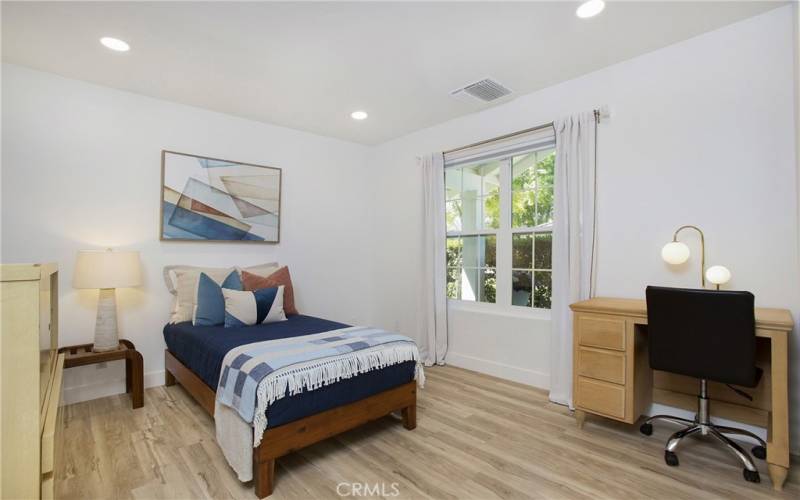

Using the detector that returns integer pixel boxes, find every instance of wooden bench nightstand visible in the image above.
[58,339,144,409]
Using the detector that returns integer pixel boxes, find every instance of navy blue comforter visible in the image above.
[163,315,415,428]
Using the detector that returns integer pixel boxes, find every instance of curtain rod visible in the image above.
[443,108,604,156]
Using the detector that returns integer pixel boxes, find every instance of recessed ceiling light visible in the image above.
[350,110,368,120]
[576,0,605,19]
[100,37,130,52]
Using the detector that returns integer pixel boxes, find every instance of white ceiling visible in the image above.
[1,1,784,145]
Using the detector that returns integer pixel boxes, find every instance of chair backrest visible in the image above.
[645,286,757,387]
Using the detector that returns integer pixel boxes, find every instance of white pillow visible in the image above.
[222,286,287,327]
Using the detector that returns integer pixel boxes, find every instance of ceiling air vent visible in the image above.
[451,78,512,103]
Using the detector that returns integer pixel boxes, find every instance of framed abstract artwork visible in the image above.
[160,151,281,243]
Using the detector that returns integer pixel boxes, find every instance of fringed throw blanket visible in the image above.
[216,326,424,447]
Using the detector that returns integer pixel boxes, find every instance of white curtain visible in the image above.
[420,153,448,366]
[549,112,597,407]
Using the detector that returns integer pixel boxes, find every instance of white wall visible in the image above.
[1,63,372,403]
[366,7,800,448]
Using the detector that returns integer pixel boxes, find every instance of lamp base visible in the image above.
[93,288,120,352]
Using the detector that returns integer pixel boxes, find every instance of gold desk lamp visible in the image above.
[661,225,731,290]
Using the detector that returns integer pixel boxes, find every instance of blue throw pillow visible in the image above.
[193,271,242,326]
[222,286,287,327]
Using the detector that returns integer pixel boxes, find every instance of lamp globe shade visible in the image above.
[705,265,731,285]
[661,241,690,265]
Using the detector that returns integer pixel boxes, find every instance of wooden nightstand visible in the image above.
[58,339,144,409]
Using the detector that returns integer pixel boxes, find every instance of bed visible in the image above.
[163,315,419,498]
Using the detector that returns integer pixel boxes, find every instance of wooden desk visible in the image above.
[570,297,792,490]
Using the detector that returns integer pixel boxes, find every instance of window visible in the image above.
[446,162,499,303]
[444,128,555,309]
[511,149,554,308]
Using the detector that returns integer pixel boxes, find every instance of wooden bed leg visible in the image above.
[253,457,275,498]
[165,368,176,386]
[129,349,144,409]
[125,357,133,393]
[401,404,416,430]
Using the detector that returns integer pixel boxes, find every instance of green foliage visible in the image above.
[446,238,462,299]
[508,150,555,228]
[482,270,496,303]
[533,271,552,309]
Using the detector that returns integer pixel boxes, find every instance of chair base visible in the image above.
[640,380,766,483]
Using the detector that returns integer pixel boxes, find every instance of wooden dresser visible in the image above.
[1,263,64,499]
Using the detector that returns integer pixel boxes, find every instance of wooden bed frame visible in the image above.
[164,350,417,498]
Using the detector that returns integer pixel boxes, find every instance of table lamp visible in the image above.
[660,225,731,289]
[73,249,142,352]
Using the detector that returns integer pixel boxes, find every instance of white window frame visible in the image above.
[445,142,555,315]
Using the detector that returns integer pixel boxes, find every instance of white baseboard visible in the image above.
[445,352,550,389]
[62,370,165,406]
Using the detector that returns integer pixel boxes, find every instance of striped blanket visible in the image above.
[216,326,424,445]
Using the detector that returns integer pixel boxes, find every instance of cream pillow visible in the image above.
[171,267,237,323]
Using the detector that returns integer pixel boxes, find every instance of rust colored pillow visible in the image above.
[241,267,298,315]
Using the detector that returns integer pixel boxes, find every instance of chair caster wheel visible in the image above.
[743,469,760,483]
[664,451,679,466]
[639,423,653,436]
[751,446,766,460]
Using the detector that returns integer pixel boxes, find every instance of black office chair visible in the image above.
[640,286,766,483]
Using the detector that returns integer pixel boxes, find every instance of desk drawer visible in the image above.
[576,376,626,420]
[577,315,626,351]
[577,347,625,385]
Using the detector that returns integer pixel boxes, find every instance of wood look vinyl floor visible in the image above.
[56,365,798,500]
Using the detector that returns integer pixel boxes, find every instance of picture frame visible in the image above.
[160,150,282,243]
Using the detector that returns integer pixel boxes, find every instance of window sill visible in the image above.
[447,299,552,321]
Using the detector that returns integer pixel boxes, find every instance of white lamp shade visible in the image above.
[661,241,690,265]
[73,250,142,289]
[705,265,731,285]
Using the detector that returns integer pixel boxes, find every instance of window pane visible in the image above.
[460,191,480,232]
[480,161,501,195]
[534,232,552,269]
[461,267,479,301]
[462,166,482,199]
[512,270,532,307]
[483,193,500,229]
[462,235,494,268]
[445,168,461,201]
[534,271,552,309]
[446,267,460,299]
[512,191,535,227]
[512,233,533,269]
[446,200,462,232]
[480,268,496,303]
[462,236,479,268]
[535,151,555,225]
[483,235,496,268]
[512,153,537,191]
[446,237,462,268]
